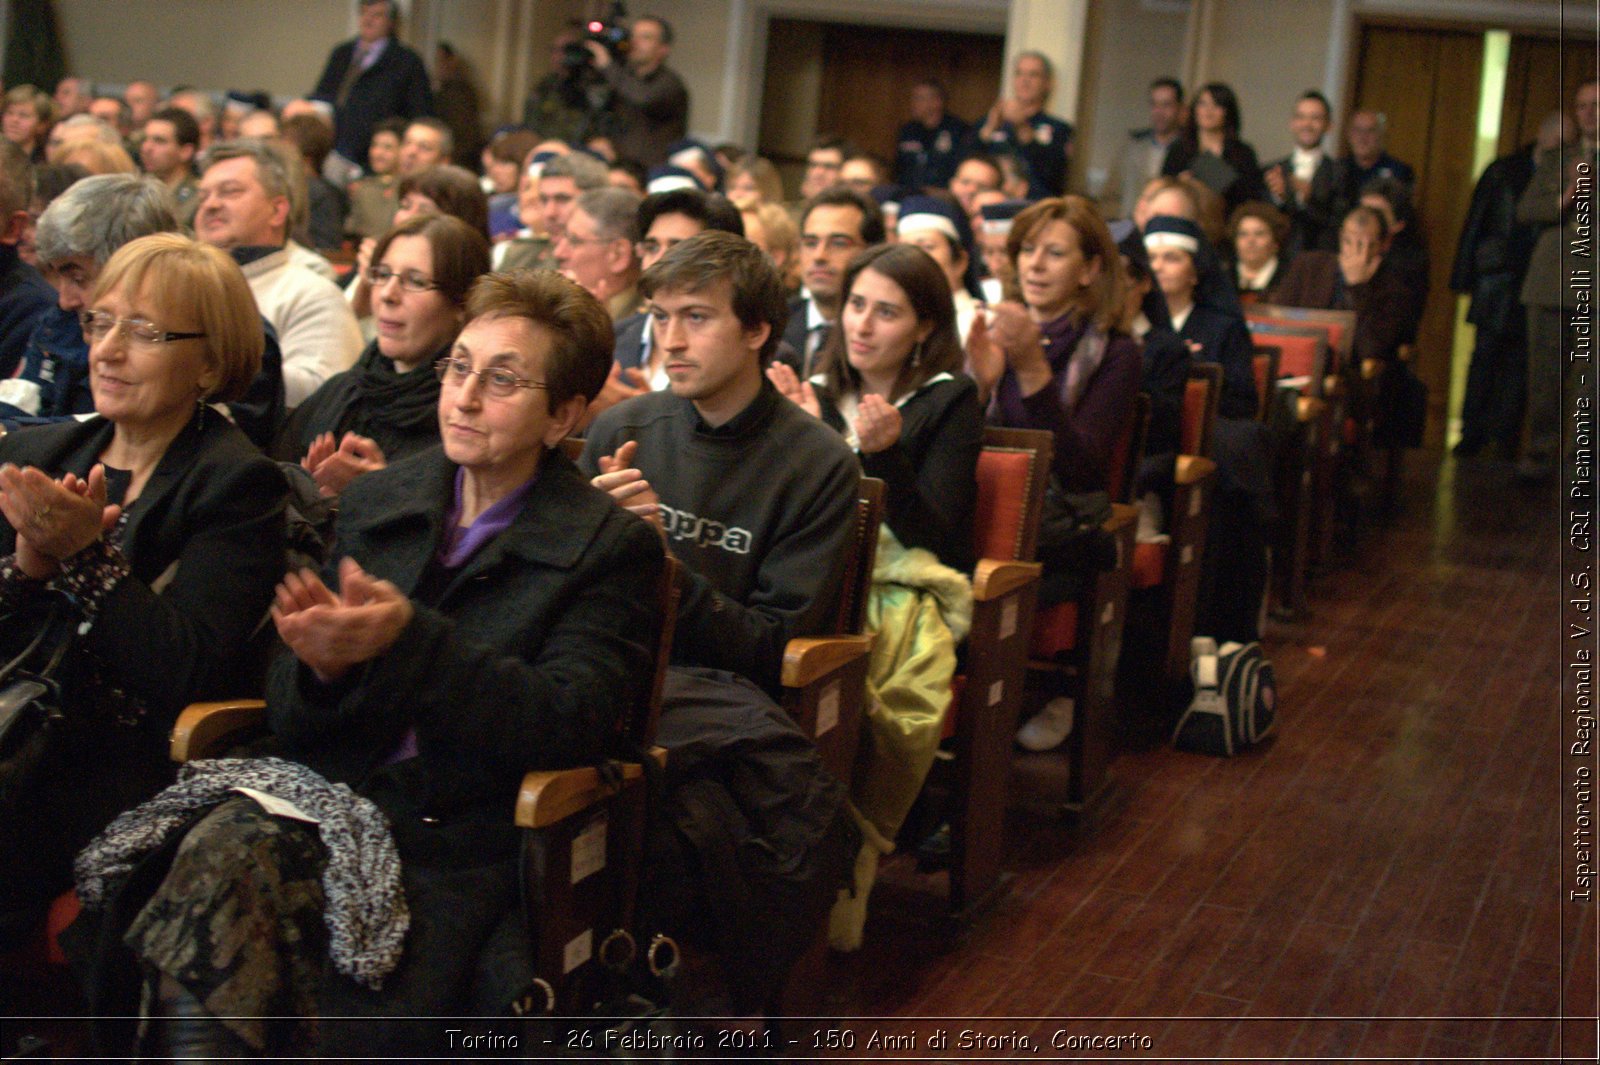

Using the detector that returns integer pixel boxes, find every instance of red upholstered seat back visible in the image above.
[1252,349,1276,415]
[1257,331,1320,378]
[975,448,1034,563]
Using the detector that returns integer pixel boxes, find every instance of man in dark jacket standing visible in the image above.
[1450,113,1563,458]
[312,0,434,173]
[584,14,688,169]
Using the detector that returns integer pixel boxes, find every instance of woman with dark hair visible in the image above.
[770,242,982,572]
[279,214,490,498]
[1229,200,1291,301]
[895,194,985,346]
[348,167,490,321]
[768,242,980,950]
[1161,82,1267,216]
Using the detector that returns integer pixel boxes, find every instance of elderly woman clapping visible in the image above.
[69,270,665,1059]
[0,232,286,944]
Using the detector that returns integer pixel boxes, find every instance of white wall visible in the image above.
[51,0,357,98]
[1076,0,1190,206]
[1198,0,1337,163]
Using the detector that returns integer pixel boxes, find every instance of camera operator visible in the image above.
[584,14,688,169]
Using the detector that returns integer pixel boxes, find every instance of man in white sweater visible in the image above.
[196,140,362,406]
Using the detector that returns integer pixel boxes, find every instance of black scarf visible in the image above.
[345,340,445,446]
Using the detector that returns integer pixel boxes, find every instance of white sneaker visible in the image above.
[1016,697,1075,751]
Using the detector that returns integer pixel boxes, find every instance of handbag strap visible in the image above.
[0,592,79,687]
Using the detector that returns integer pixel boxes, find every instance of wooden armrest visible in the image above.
[782,634,873,688]
[1102,504,1138,534]
[170,700,267,763]
[1361,358,1382,380]
[1296,395,1327,422]
[1174,455,1217,486]
[1323,375,1344,398]
[973,559,1042,601]
[515,747,667,829]
[1397,344,1415,363]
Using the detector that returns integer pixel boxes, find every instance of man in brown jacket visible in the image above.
[1517,79,1598,480]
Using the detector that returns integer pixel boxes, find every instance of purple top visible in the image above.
[385,464,538,764]
[990,314,1143,493]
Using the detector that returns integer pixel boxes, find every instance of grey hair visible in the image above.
[57,114,122,147]
[576,186,642,243]
[202,138,294,204]
[35,174,180,266]
[541,151,609,190]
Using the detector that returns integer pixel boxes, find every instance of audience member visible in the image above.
[895,193,984,342]
[585,13,688,168]
[1119,78,1184,218]
[554,185,643,321]
[948,153,1002,223]
[840,153,889,197]
[607,157,648,195]
[311,0,433,173]
[769,241,980,948]
[725,155,783,209]
[1228,200,1290,300]
[1144,215,1256,416]
[0,142,54,377]
[481,128,539,239]
[279,214,490,498]
[978,51,1073,198]
[196,140,363,404]
[74,269,663,1060]
[745,200,800,292]
[238,108,280,140]
[141,109,202,225]
[0,232,285,950]
[799,137,851,201]
[1517,78,1598,480]
[1338,109,1415,205]
[977,198,1024,303]
[52,77,92,121]
[397,117,452,177]
[3,86,54,163]
[1450,111,1561,458]
[88,96,132,140]
[282,114,350,252]
[347,164,489,323]
[432,42,484,167]
[895,79,971,190]
[17,161,89,267]
[786,186,886,374]
[167,89,216,150]
[1263,90,1341,254]
[1358,175,1430,314]
[346,117,407,240]
[497,150,607,270]
[122,81,161,127]
[598,187,746,421]
[1161,82,1266,216]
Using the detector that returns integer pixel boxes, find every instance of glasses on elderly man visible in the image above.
[434,356,547,399]
[80,310,206,345]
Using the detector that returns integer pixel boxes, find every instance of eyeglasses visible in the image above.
[366,265,439,292]
[80,310,206,346]
[434,357,547,398]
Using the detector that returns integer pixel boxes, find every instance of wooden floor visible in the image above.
[804,450,1592,1063]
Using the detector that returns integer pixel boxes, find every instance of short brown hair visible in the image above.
[371,213,491,307]
[397,164,490,237]
[816,243,961,403]
[4,85,53,126]
[465,270,613,411]
[1006,195,1123,332]
[91,233,264,402]
[1228,201,1290,250]
[640,230,788,365]
[282,113,335,171]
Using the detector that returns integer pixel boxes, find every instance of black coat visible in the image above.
[0,414,286,937]
[1450,143,1538,332]
[311,36,434,167]
[264,445,665,1039]
[817,374,982,573]
[1163,137,1268,216]
[1263,153,1343,255]
[1176,304,1259,420]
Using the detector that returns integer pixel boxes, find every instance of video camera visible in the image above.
[562,1,630,72]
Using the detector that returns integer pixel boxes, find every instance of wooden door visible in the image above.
[1352,23,1485,446]
[1499,34,1598,155]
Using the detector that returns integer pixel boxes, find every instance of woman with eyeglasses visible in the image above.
[76,270,662,1059]
[277,214,491,498]
[0,233,286,946]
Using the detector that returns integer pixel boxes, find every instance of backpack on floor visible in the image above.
[1173,637,1277,756]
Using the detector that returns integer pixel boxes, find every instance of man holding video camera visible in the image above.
[584,13,688,168]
